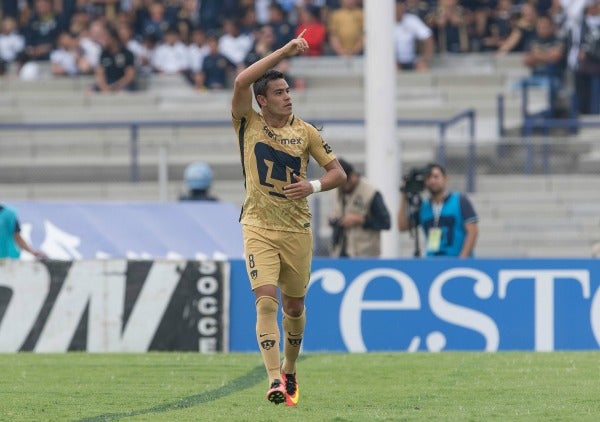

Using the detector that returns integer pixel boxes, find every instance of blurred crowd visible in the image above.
[0,0,599,109]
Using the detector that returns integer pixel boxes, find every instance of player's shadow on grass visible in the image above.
[78,363,268,421]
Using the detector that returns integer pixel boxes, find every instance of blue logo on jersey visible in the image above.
[255,142,301,198]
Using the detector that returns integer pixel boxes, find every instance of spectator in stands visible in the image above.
[130,0,152,37]
[481,0,515,51]
[547,0,566,28]
[575,0,600,114]
[535,0,556,14]
[68,9,91,38]
[243,23,292,83]
[0,16,25,75]
[50,31,79,76]
[151,26,189,76]
[404,0,435,20]
[198,0,224,31]
[398,163,479,257]
[187,27,209,83]
[329,158,391,257]
[561,0,588,73]
[77,17,105,75]
[394,0,434,71]
[219,18,254,67]
[497,1,538,53]
[239,6,260,36]
[327,0,364,56]
[19,0,64,64]
[522,12,565,118]
[173,0,201,44]
[267,2,295,50]
[0,203,47,259]
[117,21,151,74]
[92,23,136,92]
[273,0,298,16]
[196,32,236,90]
[142,32,159,68]
[77,0,120,20]
[179,161,218,201]
[1,0,20,20]
[254,0,273,25]
[462,0,491,51]
[295,5,327,56]
[142,1,171,42]
[240,24,267,64]
[429,0,469,53]
[522,13,565,85]
[244,23,275,66]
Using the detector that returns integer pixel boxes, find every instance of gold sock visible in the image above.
[255,296,281,384]
[281,307,305,374]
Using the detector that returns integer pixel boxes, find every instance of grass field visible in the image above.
[2,352,600,421]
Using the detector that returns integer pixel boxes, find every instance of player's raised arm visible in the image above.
[231,30,309,119]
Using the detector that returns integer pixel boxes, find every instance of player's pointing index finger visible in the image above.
[297,29,307,39]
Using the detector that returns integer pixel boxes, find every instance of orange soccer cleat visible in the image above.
[266,379,286,405]
[281,371,299,407]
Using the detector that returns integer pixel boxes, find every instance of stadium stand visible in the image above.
[1,53,599,258]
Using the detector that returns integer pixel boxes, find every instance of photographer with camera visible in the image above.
[329,159,391,257]
[398,163,478,257]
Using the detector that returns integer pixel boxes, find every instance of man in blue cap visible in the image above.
[179,161,218,201]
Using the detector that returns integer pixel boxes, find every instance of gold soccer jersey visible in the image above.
[232,109,336,233]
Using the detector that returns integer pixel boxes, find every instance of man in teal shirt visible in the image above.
[0,204,46,259]
[398,164,479,257]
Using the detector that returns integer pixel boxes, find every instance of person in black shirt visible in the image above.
[93,23,136,92]
[20,0,63,63]
[195,33,235,90]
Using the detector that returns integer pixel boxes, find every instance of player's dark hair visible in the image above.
[253,69,285,103]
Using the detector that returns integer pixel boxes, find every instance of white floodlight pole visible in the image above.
[364,0,400,257]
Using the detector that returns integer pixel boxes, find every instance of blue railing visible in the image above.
[497,76,600,138]
[497,76,600,174]
[0,110,476,191]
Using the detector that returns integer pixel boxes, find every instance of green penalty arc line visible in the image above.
[78,364,267,422]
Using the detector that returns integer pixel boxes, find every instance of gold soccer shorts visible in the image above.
[242,225,312,298]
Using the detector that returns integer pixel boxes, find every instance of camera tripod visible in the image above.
[406,193,423,258]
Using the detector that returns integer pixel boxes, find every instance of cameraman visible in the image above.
[329,159,391,257]
[398,163,479,257]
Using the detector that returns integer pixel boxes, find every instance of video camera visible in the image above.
[401,166,430,257]
[401,166,428,197]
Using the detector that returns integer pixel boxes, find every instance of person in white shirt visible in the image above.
[77,18,105,74]
[561,0,591,71]
[0,16,25,75]
[255,0,272,25]
[151,27,190,75]
[218,18,254,67]
[188,27,210,75]
[394,0,434,71]
[50,31,79,76]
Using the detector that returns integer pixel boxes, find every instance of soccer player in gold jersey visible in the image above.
[231,30,346,406]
